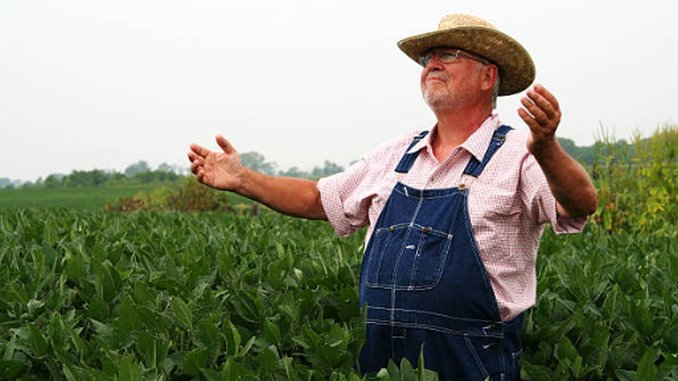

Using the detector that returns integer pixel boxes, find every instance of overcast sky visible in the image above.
[1,0,676,182]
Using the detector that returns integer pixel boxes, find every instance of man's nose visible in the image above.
[425,55,445,69]
[425,59,444,71]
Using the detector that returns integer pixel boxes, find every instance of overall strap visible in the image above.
[463,125,513,177]
[395,130,430,173]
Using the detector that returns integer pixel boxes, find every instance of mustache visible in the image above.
[425,72,448,82]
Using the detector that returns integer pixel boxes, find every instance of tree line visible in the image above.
[0,154,348,190]
[2,138,622,190]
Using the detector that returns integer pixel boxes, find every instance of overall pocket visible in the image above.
[365,224,452,290]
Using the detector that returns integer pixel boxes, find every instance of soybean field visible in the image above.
[1,207,676,380]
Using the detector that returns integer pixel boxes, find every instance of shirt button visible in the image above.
[430,176,436,183]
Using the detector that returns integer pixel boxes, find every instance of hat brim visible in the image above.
[398,26,535,95]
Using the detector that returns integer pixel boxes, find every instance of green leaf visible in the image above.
[117,355,142,381]
[256,344,280,372]
[28,324,49,358]
[26,299,44,315]
[221,356,243,381]
[555,336,578,363]
[87,294,110,320]
[614,369,638,381]
[170,296,192,331]
[240,336,256,357]
[201,368,223,381]
[132,281,157,308]
[135,331,169,370]
[0,360,28,379]
[282,356,300,381]
[64,250,87,284]
[182,349,210,377]
[520,361,553,381]
[116,297,143,333]
[630,299,655,336]
[386,360,400,377]
[197,319,221,354]
[224,321,241,355]
[400,356,417,381]
[637,347,658,381]
[263,319,281,344]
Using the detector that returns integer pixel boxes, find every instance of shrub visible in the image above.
[591,123,677,237]
[105,178,232,212]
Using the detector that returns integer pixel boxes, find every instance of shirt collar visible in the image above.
[406,113,502,162]
[461,114,502,161]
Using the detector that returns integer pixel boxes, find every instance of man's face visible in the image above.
[419,48,490,111]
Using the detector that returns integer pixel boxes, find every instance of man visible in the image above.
[187,14,597,381]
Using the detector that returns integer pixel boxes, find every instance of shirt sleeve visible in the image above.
[317,159,373,236]
[520,154,587,234]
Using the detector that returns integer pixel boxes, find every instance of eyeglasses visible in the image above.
[418,48,492,67]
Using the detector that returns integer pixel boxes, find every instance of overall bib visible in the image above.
[358,125,523,381]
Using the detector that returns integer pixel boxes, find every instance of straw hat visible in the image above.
[398,14,535,95]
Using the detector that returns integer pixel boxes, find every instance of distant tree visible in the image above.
[106,172,128,184]
[558,138,577,154]
[63,170,109,187]
[240,152,277,175]
[132,170,180,183]
[311,160,344,178]
[156,163,175,173]
[0,178,11,189]
[44,174,65,188]
[278,166,310,178]
[125,161,151,177]
[558,138,596,165]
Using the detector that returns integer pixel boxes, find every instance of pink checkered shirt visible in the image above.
[318,114,587,320]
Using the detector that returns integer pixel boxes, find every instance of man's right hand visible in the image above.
[187,135,327,220]
[188,135,243,191]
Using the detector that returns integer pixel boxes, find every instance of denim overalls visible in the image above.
[358,125,523,381]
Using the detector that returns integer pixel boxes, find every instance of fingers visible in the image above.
[187,150,201,163]
[190,158,203,173]
[216,135,235,154]
[521,90,552,121]
[196,170,207,184]
[517,107,540,132]
[533,84,560,111]
[189,143,211,158]
[520,96,548,125]
[519,84,561,128]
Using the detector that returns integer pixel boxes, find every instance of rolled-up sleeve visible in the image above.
[318,159,372,236]
[521,154,587,234]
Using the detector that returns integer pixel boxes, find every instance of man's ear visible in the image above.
[481,64,499,91]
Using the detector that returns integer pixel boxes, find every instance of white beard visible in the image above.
[423,85,454,111]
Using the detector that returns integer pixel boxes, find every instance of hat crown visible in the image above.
[438,14,497,32]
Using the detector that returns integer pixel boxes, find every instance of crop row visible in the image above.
[0,208,676,380]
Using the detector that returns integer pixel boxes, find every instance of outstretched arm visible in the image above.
[518,84,598,218]
[187,135,327,220]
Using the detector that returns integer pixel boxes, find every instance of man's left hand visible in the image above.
[518,84,562,155]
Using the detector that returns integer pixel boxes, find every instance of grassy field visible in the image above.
[0,185,159,210]
[0,184,253,210]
